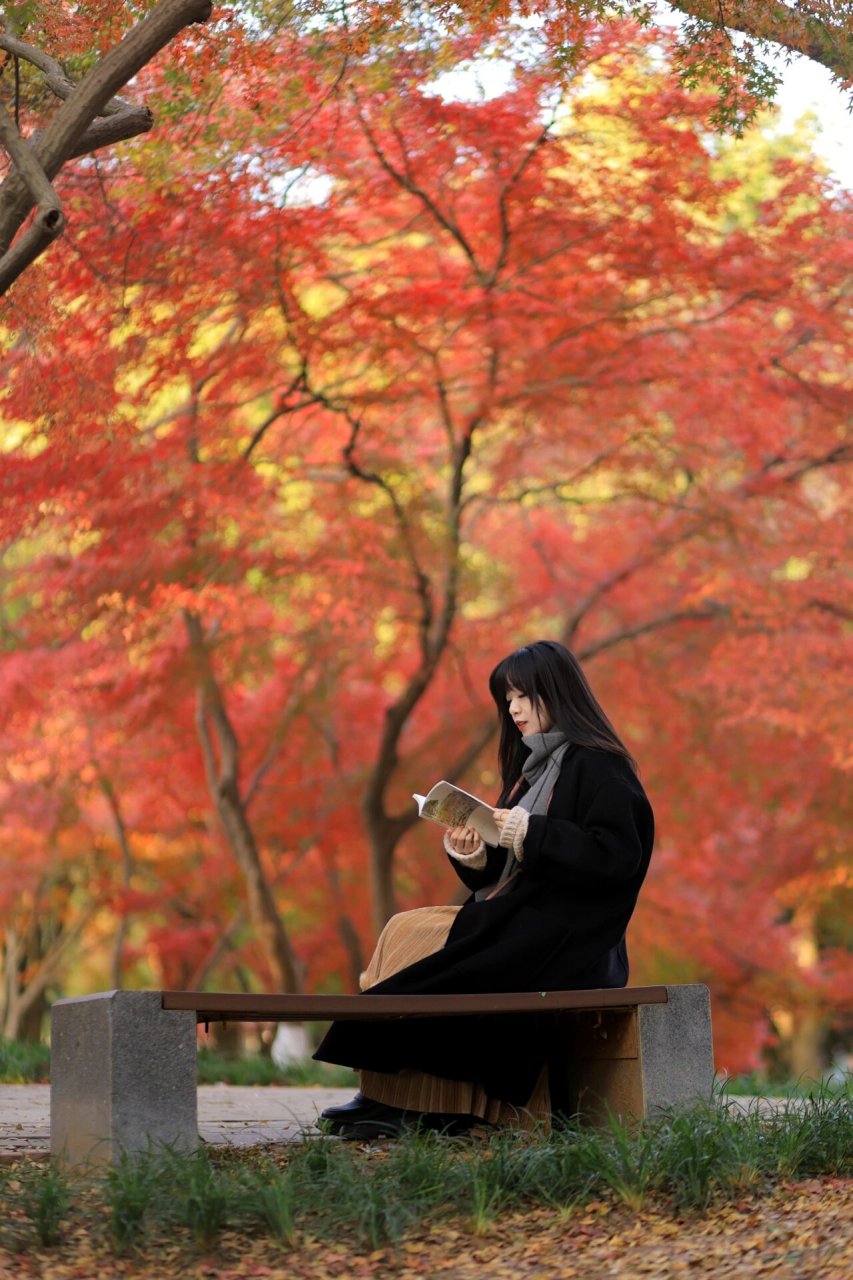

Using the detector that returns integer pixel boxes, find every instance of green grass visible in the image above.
[0,1037,50,1083]
[719,1070,853,1099]
[16,1161,72,1246]
[196,1046,357,1088]
[6,1032,845,1097]
[0,1037,356,1087]
[1,1097,850,1253]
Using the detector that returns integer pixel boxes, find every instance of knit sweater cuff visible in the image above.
[443,830,487,868]
[498,806,529,861]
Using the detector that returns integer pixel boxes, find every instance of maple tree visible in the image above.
[0,9,850,1073]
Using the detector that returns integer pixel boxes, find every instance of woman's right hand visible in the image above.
[446,826,482,855]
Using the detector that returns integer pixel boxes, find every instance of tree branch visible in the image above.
[183,607,304,991]
[0,0,213,292]
[0,95,63,289]
[350,89,486,285]
[489,103,561,286]
[670,0,853,83]
[577,603,731,661]
[95,766,136,990]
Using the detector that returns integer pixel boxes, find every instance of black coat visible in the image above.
[314,745,654,1103]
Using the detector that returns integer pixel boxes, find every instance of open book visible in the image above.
[412,781,500,845]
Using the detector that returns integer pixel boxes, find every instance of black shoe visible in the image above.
[320,1093,409,1139]
[334,1113,408,1140]
[320,1091,373,1122]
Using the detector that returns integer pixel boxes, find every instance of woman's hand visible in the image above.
[447,826,482,855]
[492,809,511,833]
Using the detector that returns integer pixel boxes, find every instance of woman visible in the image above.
[315,640,654,1138]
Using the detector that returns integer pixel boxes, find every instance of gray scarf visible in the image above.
[517,729,570,816]
[475,730,570,900]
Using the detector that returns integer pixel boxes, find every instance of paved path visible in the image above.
[0,1084,355,1161]
[0,1086,799,1161]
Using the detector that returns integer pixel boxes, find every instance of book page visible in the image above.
[413,781,500,844]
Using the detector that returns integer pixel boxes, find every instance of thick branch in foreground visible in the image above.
[0,0,212,294]
[0,95,63,287]
[671,0,853,82]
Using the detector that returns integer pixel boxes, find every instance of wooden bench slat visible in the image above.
[161,986,669,1023]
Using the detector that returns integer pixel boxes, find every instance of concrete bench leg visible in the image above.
[51,990,198,1168]
[554,984,714,1123]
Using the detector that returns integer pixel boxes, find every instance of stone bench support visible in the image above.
[554,984,714,1121]
[51,990,198,1168]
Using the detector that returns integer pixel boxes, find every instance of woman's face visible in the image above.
[506,685,552,736]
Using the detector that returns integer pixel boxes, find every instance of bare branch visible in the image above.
[350,89,485,285]
[188,907,247,989]
[0,95,64,288]
[242,369,311,460]
[337,409,436,654]
[578,603,731,661]
[0,94,60,215]
[489,102,561,285]
[62,106,154,161]
[244,678,317,810]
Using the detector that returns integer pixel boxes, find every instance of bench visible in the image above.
[50,984,713,1166]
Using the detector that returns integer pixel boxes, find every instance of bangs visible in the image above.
[489,648,537,702]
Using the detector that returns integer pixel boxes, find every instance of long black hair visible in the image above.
[488,640,637,795]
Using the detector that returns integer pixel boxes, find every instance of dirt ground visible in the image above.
[0,1176,849,1280]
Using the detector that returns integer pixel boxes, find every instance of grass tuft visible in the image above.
[105,1151,162,1249]
[152,1147,236,1246]
[521,1121,607,1211]
[657,1104,747,1209]
[760,1093,853,1180]
[595,1113,660,1211]
[19,1161,72,1245]
[238,1160,299,1246]
[2,1095,850,1257]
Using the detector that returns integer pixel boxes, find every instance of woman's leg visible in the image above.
[359,1063,551,1132]
[359,905,461,990]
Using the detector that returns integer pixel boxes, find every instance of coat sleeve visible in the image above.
[446,842,506,893]
[522,777,652,890]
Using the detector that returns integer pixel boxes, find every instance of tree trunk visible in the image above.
[1,908,94,1040]
[337,914,365,992]
[183,609,303,993]
[17,991,47,1044]
[98,771,135,990]
[367,825,401,940]
[788,1010,827,1081]
[324,858,365,990]
[786,905,828,1080]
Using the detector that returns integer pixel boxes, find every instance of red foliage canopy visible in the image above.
[1,13,850,1070]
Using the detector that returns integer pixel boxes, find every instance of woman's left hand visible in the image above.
[492,809,511,832]
[447,826,483,855]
